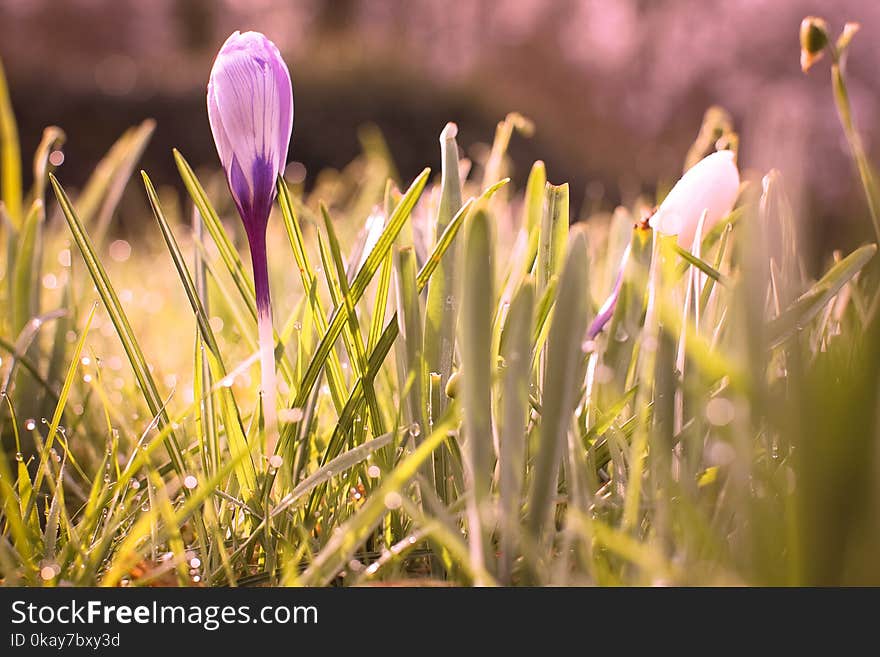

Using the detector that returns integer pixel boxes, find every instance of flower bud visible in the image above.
[800,16,829,72]
[649,150,740,248]
[207,31,294,247]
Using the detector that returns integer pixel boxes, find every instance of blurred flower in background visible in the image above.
[2,0,879,266]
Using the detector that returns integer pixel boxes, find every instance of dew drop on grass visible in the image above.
[40,565,56,581]
[24,419,36,431]
[183,475,198,490]
[367,465,381,479]
[383,492,402,510]
[408,423,421,438]
[595,364,614,384]
[131,479,141,490]
[190,557,201,569]
[268,455,283,470]
[278,407,304,423]
[14,452,23,462]
[706,397,735,426]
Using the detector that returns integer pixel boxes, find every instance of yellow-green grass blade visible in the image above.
[10,199,43,334]
[536,182,569,298]
[460,207,496,573]
[768,243,877,348]
[174,151,296,385]
[497,278,534,583]
[276,177,349,410]
[319,202,385,434]
[29,126,65,207]
[600,226,653,404]
[277,168,431,453]
[395,246,427,436]
[424,123,464,421]
[143,171,257,493]
[84,120,155,243]
[527,232,591,551]
[0,58,22,227]
[300,410,458,586]
[49,173,186,477]
[29,302,96,504]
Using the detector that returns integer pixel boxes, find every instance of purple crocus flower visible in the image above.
[207,31,293,443]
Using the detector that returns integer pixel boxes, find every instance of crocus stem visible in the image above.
[249,229,278,453]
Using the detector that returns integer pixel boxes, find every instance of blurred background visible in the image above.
[1,0,879,268]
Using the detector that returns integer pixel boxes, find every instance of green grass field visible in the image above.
[2,16,880,587]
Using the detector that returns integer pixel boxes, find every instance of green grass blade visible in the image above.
[768,243,877,347]
[277,168,431,453]
[29,302,96,502]
[0,58,22,227]
[498,279,534,583]
[424,123,464,419]
[143,171,257,492]
[49,173,186,477]
[460,207,495,573]
[527,231,591,554]
[600,226,653,403]
[30,126,65,205]
[537,182,569,298]
[11,200,43,334]
[300,411,458,586]
[395,246,427,434]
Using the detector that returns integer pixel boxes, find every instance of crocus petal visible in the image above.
[587,245,630,340]
[207,30,293,237]
[649,150,740,247]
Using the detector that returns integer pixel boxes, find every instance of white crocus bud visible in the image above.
[649,150,740,248]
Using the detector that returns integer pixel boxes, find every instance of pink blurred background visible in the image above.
[2,0,879,265]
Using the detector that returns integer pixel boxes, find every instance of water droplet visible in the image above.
[103,473,111,484]
[706,397,735,427]
[189,557,201,569]
[706,440,736,467]
[14,452,23,462]
[595,364,614,384]
[278,407,304,423]
[24,419,36,431]
[408,423,421,438]
[268,455,283,470]
[383,492,402,510]
[130,479,141,490]
[40,565,56,581]
[367,465,381,478]
[183,475,198,490]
